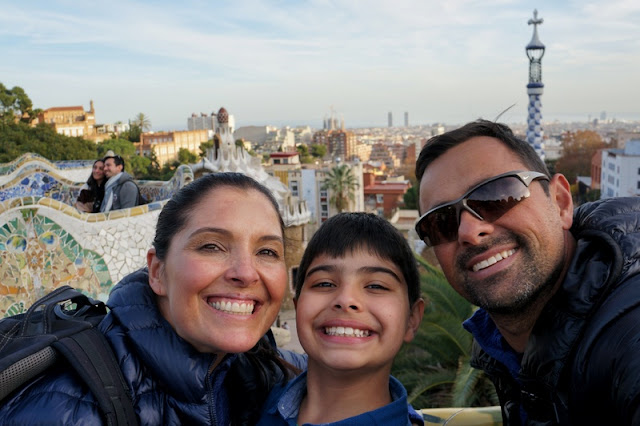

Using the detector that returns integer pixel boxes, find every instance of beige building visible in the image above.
[38,101,97,139]
[137,129,211,167]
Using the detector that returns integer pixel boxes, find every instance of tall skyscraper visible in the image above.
[388,111,393,128]
[525,9,545,159]
[404,112,409,127]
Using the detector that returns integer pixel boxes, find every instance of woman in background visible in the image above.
[75,159,106,212]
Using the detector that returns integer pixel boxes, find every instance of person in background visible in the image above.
[258,212,425,425]
[75,159,105,213]
[1,172,305,425]
[415,119,640,425]
[100,154,140,212]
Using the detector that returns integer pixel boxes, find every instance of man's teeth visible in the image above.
[324,326,370,337]
[472,249,516,272]
[209,300,254,315]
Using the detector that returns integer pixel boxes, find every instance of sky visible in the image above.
[1,0,639,131]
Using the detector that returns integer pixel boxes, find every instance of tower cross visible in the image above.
[528,9,543,29]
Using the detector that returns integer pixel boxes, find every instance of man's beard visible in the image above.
[456,233,564,315]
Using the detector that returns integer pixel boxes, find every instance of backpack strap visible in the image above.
[52,327,138,426]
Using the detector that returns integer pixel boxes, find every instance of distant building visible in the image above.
[388,112,393,128]
[137,129,210,167]
[187,112,217,131]
[363,173,411,217]
[312,129,357,162]
[404,112,409,127]
[38,101,97,139]
[600,140,640,198]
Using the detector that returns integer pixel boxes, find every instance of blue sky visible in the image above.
[1,0,639,130]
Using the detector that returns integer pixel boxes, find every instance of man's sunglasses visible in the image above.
[415,171,549,247]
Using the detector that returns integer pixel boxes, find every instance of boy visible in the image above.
[259,213,425,425]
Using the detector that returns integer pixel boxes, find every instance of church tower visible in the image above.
[525,9,545,159]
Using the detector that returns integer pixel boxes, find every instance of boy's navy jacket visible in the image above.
[257,371,424,426]
[0,269,306,425]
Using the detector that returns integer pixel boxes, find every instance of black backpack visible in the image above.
[0,286,138,426]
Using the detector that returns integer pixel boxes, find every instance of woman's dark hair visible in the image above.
[86,159,105,213]
[415,119,551,195]
[151,172,293,425]
[152,172,284,260]
[295,212,421,306]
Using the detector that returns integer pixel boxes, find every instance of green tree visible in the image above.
[403,185,418,210]
[199,140,214,158]
[125,124,142,143]
[132,113,151,132]
[0,122,97,162]
[0,84,34,124]
[177,148,197,164]
[296,144,313,163]
[310,144,327,158]
[555,130,606,184]
[392,257,498,409]
[322,164,359,213]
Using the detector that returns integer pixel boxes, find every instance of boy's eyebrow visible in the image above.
[305,264,336,279]
[305,264,402,283]
[358,266,402,283]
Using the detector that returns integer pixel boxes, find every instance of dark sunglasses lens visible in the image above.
[466,176,531,222]
[418,204,459,246]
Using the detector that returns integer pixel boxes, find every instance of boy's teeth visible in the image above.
[472,249,516,272]
[324,326,370,337]
[209,300,254,315]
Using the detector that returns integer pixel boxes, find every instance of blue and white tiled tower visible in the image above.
[526,9,546,160]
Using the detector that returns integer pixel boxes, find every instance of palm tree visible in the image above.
[133,113,151,132]
[392,256,498,409]
[322,164,359,213]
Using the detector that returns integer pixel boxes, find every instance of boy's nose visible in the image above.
[332,286,361,311]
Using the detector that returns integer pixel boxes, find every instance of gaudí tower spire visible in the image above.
[526,9,546,159]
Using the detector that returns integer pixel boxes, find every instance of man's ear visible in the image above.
[550,173,574,230]
[404,298,425,343]
[147,248,166,296]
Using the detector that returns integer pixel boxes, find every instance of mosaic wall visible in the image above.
[0,157,194,317]
[0,196,164,317]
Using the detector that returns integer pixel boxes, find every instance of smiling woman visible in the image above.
[0,172,305,426]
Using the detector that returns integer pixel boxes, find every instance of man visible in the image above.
[101,154,140,212]
[415,119,640,425]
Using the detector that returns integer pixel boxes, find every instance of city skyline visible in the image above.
[1,0,639,131]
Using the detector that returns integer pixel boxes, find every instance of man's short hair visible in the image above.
[415,119,550,191]
[104,154,125,170]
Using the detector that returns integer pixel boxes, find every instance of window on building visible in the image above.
[636,181,640,189]
[376,194,384,203]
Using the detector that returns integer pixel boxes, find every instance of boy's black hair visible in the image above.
[295,212,420,305]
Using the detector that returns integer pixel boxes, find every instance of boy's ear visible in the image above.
[147,248,167,296]
[403,298,425,344]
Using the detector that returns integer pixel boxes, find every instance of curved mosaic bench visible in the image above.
[0,162,194,206]
[0,166,194,317]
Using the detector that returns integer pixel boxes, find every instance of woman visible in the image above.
[1,172,304,425]
[75,159,106,212]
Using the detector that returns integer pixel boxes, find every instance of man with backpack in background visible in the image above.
[100,154,142,212]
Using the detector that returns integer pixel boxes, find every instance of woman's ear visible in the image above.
[404,298,425,343]
[147,248,166,296]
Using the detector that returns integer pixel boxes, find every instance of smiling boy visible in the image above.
[258,213,425,425]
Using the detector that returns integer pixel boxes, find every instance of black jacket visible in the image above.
[470,197,640,425]
[0,269,306,425]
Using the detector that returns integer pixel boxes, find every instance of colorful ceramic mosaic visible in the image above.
[0,209,111,316]
[0,196,164,317]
